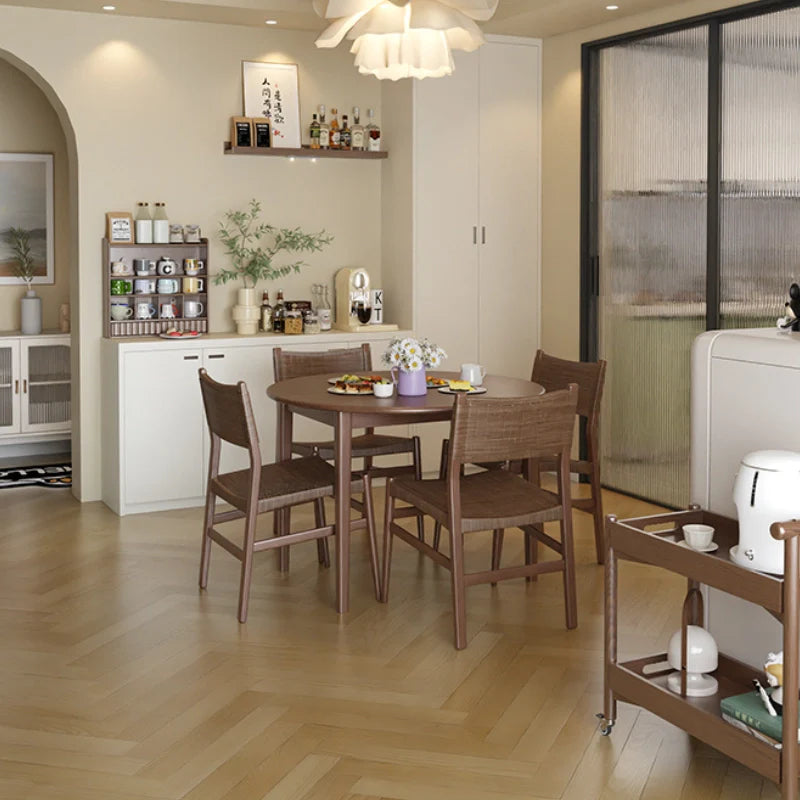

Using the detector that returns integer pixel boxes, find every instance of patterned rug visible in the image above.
[0,464,72,489]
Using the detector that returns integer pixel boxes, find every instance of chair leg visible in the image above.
[314,499,330,568]
[449,524,468,650]
[411,436,426,542]
[238,508,259,623]
[490,529,504,586]
[525,527,540,583]
[362,475,381,600]
[380,480,397,603]
[199,489,215,589]
[559,469,578,630]
[274,507,291,573]
[590,467,605,565]
[433,438,449,551]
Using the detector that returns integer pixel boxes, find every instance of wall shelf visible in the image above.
[223,143,387,160]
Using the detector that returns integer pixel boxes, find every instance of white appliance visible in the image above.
[692,328,800,667]
[732,450,800,575]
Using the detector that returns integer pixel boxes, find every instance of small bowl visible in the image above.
[682,523,715,550]
[373,382,394,399]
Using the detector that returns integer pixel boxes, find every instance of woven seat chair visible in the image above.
[198,369,378,622]
[380,386,579,649]
[273,345,424,565]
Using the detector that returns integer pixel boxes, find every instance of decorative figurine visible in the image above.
[777,283,800,332]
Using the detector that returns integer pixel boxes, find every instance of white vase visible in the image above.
[232,287,260,335]
[20,289,42,335]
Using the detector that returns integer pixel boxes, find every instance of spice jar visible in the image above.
[284,304,303,335]
[303,310,320,334]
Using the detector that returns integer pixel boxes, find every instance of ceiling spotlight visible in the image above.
[605,4,619,9]
[102,4,116,9]
[265,19,278,24]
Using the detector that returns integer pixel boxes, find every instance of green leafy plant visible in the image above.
[4,227,36,290]
[214,199,333,289]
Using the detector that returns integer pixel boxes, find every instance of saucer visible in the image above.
[678,539,718,553]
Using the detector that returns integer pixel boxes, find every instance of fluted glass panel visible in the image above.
[28,383,70,426]
[0,346,11,386]
[0,386,11,427]
[597,27,708,508]
[27,345,70,383]
[720,8,800,329]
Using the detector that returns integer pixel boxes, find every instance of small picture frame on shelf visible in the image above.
[106,212,134,243]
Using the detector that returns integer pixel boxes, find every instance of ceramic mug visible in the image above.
[110,302,133,320]
[183,258,202,276]
[460,363,487,386]
[111,259,128,275]
[110,279,132,295]
[184,299,204,318]
[182,277,204,293]
[135,302,156,320]
[159,302,178,319]
[156,257,177,276]
[157,278,179,294]
[134,279,155,294]
[133,258,150,276]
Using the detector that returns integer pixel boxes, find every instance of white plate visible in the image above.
[327,386,373,395]
[678,539,718,553]
[158,331,202,339]
[437,386,488,395]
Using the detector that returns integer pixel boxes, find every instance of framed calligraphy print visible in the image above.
[242,61,301,149]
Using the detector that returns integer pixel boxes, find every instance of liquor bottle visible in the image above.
[341,115,351,150]
[318,105,330,149]
[134,202,152,244]
[153,202,169,244]
[351,107,365,151]
[260,290,273,332]
[330,107,341,150]
[365,108,381,152]
[309,114,320,150]
[272,289,285,333]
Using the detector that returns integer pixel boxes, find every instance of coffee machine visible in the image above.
[334,268,370,331]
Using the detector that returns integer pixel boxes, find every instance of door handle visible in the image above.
[481,226,486,245]
[183,355,199,361]
[473,226,478,244]
[207,354,225,360]
[23,379,27,393]
[14,379,18,395]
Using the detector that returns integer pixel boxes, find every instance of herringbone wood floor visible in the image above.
[0,482,782,800]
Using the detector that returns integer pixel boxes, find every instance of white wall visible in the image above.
[0,6,385,501]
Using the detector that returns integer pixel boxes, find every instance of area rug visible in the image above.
[0,464,72,489]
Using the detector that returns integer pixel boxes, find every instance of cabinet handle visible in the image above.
[14,379,18,395]
[473,226,477,245]
[207,354,225,359]
[183,355,199,361]
[23,379,27,393]
[481,226,486,245]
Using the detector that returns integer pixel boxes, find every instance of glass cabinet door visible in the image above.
[0,343,20,434]
[20,340,71,433]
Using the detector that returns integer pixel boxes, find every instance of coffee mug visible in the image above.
[184,299,204,318]
[160,302,178,319]
[157,278,179,294]
[111,259,128,275]
[110,279,132,295]
[156,257,177,276]
[110,303,133,320]
[133,258,150,276]
[460,363,487,385]
[183,258,202,276]
[182,277,204,293]
[135,302,156,320]
[134,279,155,294]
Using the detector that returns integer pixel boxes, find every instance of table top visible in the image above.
[267,371,545,418]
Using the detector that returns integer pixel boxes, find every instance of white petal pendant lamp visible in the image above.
[313,0,499,80]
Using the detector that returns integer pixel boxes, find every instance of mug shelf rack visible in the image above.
[103,238,209,338]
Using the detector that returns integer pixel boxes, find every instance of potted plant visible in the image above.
[215,199,333,335]
[4,227,41,335]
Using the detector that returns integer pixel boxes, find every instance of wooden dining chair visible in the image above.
[198,369,379,622]
[381,386,579,649]
[273,344,424,551]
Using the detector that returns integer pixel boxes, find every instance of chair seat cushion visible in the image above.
[391,469,564,532]
[292,433,416,459]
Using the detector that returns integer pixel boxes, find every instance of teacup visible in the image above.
[373,381,394,398]
[111,259,128,276]
[683,524,714,549]
[110,302,133,320]
[460,363,486,386]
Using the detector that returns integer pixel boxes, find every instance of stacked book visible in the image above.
[720,690,799,748]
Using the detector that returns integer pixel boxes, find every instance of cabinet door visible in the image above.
[123,349,205,505]
[20,338,71,433]
[478,40,541,379]
[413,49,481,368]
[202,346,277,474]
[0,341,20,434]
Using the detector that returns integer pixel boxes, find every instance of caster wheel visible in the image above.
[596,712,615,736]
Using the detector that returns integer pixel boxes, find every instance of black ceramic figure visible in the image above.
[789,284,800,331]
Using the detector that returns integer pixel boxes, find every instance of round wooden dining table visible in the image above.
[267,371,545,613]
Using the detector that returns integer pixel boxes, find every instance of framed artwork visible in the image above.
[0,153,54,285]
[105,212,134,243]
[242,61,301,149]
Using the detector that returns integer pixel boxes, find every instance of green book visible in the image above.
[720,690,798,742]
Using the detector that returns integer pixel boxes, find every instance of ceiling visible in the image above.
[0,0,696,38]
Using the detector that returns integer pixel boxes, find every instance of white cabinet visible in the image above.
[0,334,71,440]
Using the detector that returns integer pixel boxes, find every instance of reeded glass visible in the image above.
[720,8,800,329]
[597,27,708,507]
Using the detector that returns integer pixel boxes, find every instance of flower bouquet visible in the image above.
[382,337,447,396]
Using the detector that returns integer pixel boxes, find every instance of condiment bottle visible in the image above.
[153,202,169,244]
[134,202,153,244]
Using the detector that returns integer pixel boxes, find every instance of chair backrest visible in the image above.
[273,344,372,381]
[198,368,260,465]
[531,349,606,423]
[448,385,578,468]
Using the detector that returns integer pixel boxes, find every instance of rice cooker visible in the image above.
[732,450,800,575]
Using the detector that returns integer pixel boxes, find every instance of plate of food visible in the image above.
[328,379,374,395]
[327,374,383,385]
[437,380,488,395]
[426,376,448,389]
[159,329,202,339]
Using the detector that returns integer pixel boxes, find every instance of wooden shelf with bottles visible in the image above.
[103,238,210,338]
[223,143,387,159]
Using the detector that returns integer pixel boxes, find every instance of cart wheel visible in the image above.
[596,712,615,736]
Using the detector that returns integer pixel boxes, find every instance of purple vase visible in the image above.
[395,368,427,396]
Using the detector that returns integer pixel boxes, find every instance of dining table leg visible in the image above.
[275,401,293,572]
[335,411,353,613]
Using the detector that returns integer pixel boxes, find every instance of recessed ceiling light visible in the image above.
[265,19,278,25]
[102,4,116,9]
[606,4,619,9]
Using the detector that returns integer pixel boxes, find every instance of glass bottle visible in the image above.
[330,107,341,150]
[318,286,332,331]
[134,202,152,244]
[341,115,351,150]
[272,289,285,333]
[351,107,365,151]
[260,290,273,332]
[365,109,381,152]
[153,202,169,244]
[309,113,320,150]
[318,105,330,149]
